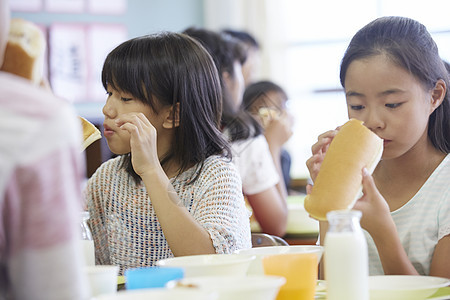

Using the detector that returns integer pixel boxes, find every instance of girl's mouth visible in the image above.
[103,124,115,137]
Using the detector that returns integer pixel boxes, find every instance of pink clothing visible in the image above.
[0,72,88,300]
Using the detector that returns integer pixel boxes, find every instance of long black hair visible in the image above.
[340,16,450,153]
[102,32,231,182]
[183,27,262,142]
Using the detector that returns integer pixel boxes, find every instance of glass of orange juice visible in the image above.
[262,252,318,300]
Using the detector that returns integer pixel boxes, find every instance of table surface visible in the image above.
[117,276,450,299]
[314,282,450,300]
[251,194,319,245]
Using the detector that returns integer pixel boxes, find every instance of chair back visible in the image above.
[251,233,289,247]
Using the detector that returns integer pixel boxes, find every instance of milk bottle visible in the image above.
[80,211,95,266]
[324,210,369,300]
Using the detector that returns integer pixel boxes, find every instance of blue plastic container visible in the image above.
[125,266,184,290]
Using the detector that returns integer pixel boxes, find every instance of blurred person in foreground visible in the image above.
[0,0,88,299]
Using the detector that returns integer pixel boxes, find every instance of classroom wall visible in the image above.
[11,0,205,38]
[11,0,205,118]
[10,0,205,177]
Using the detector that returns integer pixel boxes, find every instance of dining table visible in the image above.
[117,275,450,299]
[313,280,450,300]
[250,194,320,245]
[113,192,450,299]
[426,287,450,300]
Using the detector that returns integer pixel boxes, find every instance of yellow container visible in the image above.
[262,252,318,300]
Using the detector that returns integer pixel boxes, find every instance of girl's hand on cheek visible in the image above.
[116,113,160,176]
[353,168,393,237]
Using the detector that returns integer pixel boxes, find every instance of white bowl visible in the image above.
[93,288,217,300]
[156,254,255,277]
[85,265,120,297]
[234,245,323,275]
[167,275,286,300]
[369,275,450,300]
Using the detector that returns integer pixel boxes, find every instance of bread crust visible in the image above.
[304,119,383,221]
[80,117,102,151]
[0,18,45,85]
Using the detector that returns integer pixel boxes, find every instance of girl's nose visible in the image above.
[102,97,116,118]
[364,109,384,132]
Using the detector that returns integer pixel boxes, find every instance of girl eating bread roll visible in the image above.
[306,16,450,278]
[85,32,251,275]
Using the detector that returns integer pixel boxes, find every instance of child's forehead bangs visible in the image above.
[102,44,148,102]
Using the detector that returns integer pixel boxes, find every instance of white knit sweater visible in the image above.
[86,155,252,274]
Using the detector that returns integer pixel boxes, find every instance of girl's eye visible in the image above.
[350,105,364,111]
[120,97,133,102]
[385,103,402,108]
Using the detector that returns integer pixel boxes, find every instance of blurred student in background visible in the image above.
[0,0,88,298]
[243,80,294,192]
[184,27,288,237]
[222,29,261,87]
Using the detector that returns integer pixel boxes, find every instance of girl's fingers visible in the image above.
[117,122,138,134]
[353,168,381,209]
[116,113,154,134]
[306,183,313,195]
[116,113,149,126]
[306,153,324,182]
[361,167,378,197]
[306,153,322,170]
[311,130,338,155]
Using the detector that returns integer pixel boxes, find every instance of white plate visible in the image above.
[369,275,450,300]
[93,288,217,300]
[314,276,450,300]
[167,275,286,300]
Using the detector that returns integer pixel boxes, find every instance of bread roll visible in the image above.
[80,117,102,151]
[304,119,383,221]
[0,18,45,85]
[258,107,279,128]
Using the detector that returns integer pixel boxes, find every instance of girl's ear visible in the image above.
[430,79,446,113]
[162,102,180,129]
[222,70,232,88]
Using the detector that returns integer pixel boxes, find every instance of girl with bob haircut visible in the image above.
[307,16,450,278]
[243,80,293,190]
[86,32,251,274]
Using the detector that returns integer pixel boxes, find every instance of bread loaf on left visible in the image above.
[0,18,46,85]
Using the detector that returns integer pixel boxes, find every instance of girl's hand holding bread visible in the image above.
[304,119,383,221]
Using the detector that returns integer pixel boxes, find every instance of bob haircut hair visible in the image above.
[340,16,450,153]
[183,27,262,142]
[101,32,230,183]
[242,80,288,112]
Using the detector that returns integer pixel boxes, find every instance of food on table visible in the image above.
[304,118,383,220]
[80,117,102,151]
